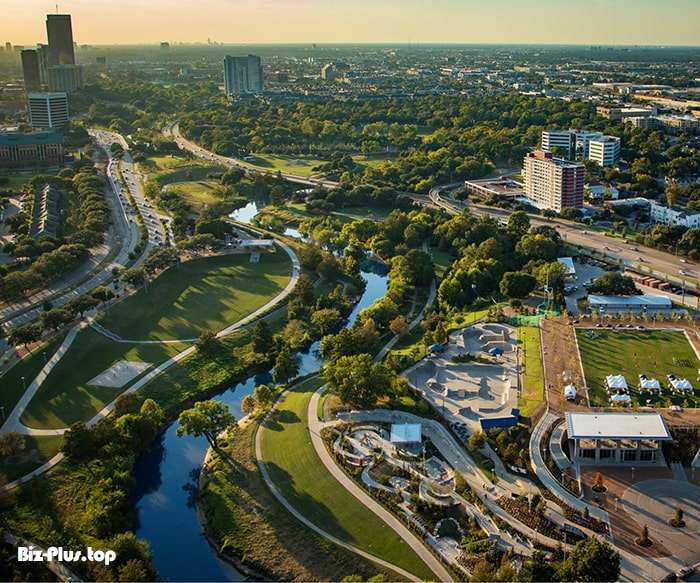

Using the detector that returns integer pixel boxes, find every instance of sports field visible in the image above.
[99,252,291,341]
[576,329,699,408]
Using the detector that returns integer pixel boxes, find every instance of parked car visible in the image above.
[676,566,695,580]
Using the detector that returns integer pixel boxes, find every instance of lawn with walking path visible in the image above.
[259,380,438,582]
[20,328,187,429]
[577,328,700,408]
[99,251,291,341]
[518,326,545,418]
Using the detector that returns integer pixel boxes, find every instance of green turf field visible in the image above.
[100,252,291,341]
[518,326,545,418]
[241,154,326,177]
[259,381,438,581]
[576,329,699,408]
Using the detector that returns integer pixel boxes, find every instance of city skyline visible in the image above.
[3,0,699,47]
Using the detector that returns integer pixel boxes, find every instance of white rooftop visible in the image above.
[566,412,672,440]
[557,257,576,276]
[588,295,671,308]
[390,423,422,444]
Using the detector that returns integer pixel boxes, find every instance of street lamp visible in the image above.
[21,376,26,391]
[0,406,4,422]
[615,497,619,511]
[631,466,636,481]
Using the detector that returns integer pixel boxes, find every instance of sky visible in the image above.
[3,0,699,47]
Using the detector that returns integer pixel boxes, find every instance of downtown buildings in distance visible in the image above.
[522,150,585,212]
[223,55,263,96]
[21,13,83,94]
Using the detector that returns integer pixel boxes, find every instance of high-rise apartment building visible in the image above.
[223,55,263,95]
[588,136,621,167]
[28,92,70,130]
[46,14,75,66]
[522,150,585,212]
[48,64,83,93]
[21,50,42,93]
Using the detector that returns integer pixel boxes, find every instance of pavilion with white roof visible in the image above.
[565,412,672,465]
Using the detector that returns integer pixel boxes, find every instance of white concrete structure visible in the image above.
[28,92,69,130]
[650,201,700,229]
[565,412,672,464]
[588,136,621,167]
[541,129,604,160]
[390,423,422,446]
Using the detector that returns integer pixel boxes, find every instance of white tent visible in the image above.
[670,378,693,394]
[611,394,631,404]
[639,378,661,392]
[606,374,628,391]
[564,385,577,400]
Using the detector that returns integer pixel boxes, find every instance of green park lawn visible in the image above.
[518,326,544,419]
[20,328,187,429]
[99,252,291,341]
[166,180,221,212]
[148,163,222,187]
[576,329,700,408]
[0,338,62,431]
[259,380,438,581]
[242,154,326,177]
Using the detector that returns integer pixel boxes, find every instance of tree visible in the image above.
[637,523,651,547]
[507,210,530,239]
[253,384,273,409]
[499,271,537,299]
[324,353,394,409]
[592,472,605,492]
[39,307,73,332]
[272,345,299,384]
[671,506,685,528]
[7,322,42,352]
[241,395,257,414]
[251,320,273,355]
[589,272,640,296]
[65,294,100,318]
[176,400,236,451]
[61,421,95,469]
[0,431,25,456]
[196,331,222,359]
[469,431,486,450]
[519,550,556,582]
[121,267,146,288]
[311,308,342,336]
[91,285,115,305]
[114,392,141,417]
[559,538,621,582]
[389,316,410,339]
[140,398,164,425]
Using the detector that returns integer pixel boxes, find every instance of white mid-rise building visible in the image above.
[542,129,604,160]
[28,92,69,130]
[650,201,700,229]
[588,136,621,167]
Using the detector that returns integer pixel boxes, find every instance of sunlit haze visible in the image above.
[3,0,699,46]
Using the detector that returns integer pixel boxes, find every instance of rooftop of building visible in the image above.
[0,132,64,146]
[587,294,672,307]
[565,412,672,441]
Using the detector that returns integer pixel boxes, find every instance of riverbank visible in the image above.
[197,415,393,581]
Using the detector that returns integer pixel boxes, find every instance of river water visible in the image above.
[132,225,388,580]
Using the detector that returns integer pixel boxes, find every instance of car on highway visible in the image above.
[679,270,688,276]
[637,257,644,262]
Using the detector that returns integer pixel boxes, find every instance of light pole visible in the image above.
[0,406,4,422]
[615,497,619,511]
[21,376,26,391]
[631,466,635,481]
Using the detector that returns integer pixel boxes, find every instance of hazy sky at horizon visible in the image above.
[3,0,699,47]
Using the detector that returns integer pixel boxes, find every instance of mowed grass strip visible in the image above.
[100,252,291,341]
[260,382,437,581]
[518,326,544,418]
[576,329,700,408]
[20,328,186,429]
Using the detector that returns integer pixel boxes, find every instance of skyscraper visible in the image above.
[522,150,584,212]
[46,14,75,66]
[21,50,42,93]
[223,55,263,96]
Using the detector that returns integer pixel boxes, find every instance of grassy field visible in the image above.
[430,247,456,281]
[259,380,438,581]
[0,338,62,431]
[517,326,545,418]
[20,328,186,429]
[148,163,222,187]
[241,155,326,177]
[167,180,221,211]
[576,329,700,408]
[99,252,291,341]
[0,435,64,483]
